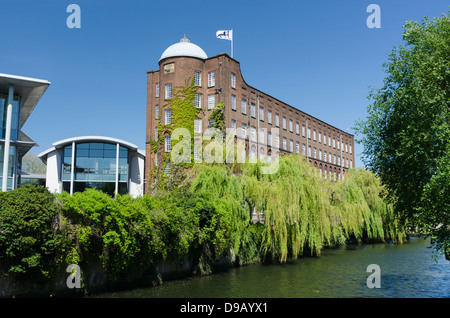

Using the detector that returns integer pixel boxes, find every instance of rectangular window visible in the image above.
[194,71,201,86]
[302,143,306,155]
[329,153,332,163]
[231,94,236,110]
[289,139,293,152]
[165,136,171,152]
[345,143,348,153]
[289,119,293,132]
[282,116,286,130]
[195,93,202,108]
[333,154,336,164]
[156,83,159,98]
[259,128,265,144]
[333,138,336,148]
[350,159,353,168]
[231,120,236,135]
[349,145,352,154]
[268,132,272,146]
[282,137,287,150]
[268,110,272,124]
[324,134,327,145]
[208,71,215,87]
[313,130,316,141]
[318,132,322,143]
[194,118,202,133]
[208,94,215,110]
[302,125,305,137]
[231,73,236,88]
[307,127,311,139]
[241,99,247,114]
[346,158,349,168]
[313,147,317,159]
[319,149,322,160]
[296,122,299,135]
[250,127,256,141]
[165,83,172,99]
[259,106,264,121]
[328,136,331,147]
[155,105,159,119]
[324,151,327,162]
[308,145,311,157]
[165,109,171,125]
[251,103,256,118]
[296,142,300,154]
[275,114,279,127]
[275,135,280,148]
[241,123,247,139]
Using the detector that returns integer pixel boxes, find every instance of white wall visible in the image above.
[45,150,62,194]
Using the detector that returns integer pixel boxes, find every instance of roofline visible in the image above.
[0,73,51,85]
[38,136,139,161]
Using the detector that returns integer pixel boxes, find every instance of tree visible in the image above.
[355,12,450,257]
[22,152,46,174]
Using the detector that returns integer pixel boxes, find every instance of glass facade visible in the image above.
[62,142,129,196]
[0,144,17,190]
[0,93,21,141]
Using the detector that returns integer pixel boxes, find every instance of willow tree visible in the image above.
[355,12,450,257]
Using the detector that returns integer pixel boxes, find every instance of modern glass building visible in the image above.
[0,73,50,191]
[38,136,145,197]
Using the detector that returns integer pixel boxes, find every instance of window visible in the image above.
[282,116,286,130]
[208,94,215,110]
[241,99,247,114]
[349,145,352,154]
[346,158,349,168]
[324,169,327,179]
[308,145,311,157]
[275,114,279,127]
[165,109,171,125]
[333,138,336,148]
[324,134,327,145]
[333,154,336,164]
[259,106,264,121]
[345,143,348,153]
[296,142,300,154]
[194,118,202,133]
[231,120,236,135]
[231,94,236,110]
[195,93,202,108]
[319,149,322,160]
[337,140,340,150]
[350,159,353,168]
[324,151,327,162]
[338,156,341,166]
[328,136,331,147]
[302,125,305,137]
[296,122,299,135]
[302,143,306,155]
[268,132,272,146]
[259,128,265,143]
[289,119,293,132]
[275,135,280,148]
[329,153,332,162]
[307,127,311,139]
[313,130,316,141]
[194,71,201,86]
[282,137,287,150]
[165,83,172,99]
[313,147,317,159]
[155,105,159,119]
[208,71,215,87]
[165,136,171,152]
[267,110,272,124]
[250,127,256,141]
[289,139,293,152]
[231,73,236,88]
[251,103,256,118]
[241,123,247,139]
[156,83,159,97]
[318,132,322,143]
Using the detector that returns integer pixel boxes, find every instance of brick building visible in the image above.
[145,36,354,193]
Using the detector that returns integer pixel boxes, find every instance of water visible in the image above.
[94,236,449,298]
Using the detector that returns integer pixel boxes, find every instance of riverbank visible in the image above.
[0,156,409,297]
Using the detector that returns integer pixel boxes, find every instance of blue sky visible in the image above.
[1,0,449,168]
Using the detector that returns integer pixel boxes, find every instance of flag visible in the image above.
[216,30,233,41]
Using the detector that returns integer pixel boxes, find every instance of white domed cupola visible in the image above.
[159,35,208,62]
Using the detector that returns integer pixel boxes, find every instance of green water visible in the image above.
[94,236,449,298]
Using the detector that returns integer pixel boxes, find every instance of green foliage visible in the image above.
[354,12,450,255]
[0,185,62,279]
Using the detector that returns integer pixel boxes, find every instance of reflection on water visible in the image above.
[94,236,449,298]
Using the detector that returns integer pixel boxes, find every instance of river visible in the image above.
[94,235,449,298]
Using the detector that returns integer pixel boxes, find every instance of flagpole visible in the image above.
[231,29,233,58]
